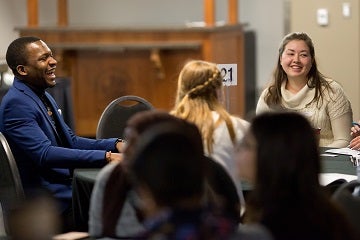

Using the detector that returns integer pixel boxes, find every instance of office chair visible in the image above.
[205,156,241,222]
[332,180,360,238]
[96,95,154,139]
[0,132,25,235]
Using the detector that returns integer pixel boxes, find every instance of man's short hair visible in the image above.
[6,36,41,75]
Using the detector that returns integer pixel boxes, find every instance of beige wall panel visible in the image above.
[290,0,360,120]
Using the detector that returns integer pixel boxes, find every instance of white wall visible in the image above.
[0,0,285,108]
[290,0,360,120]
[240,0,285,92]
[0,0,26,59]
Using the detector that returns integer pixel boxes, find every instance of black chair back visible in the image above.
[205,156,241,222]
[96,95,154,139]
[0,132,25,234]
[332,179,360,238]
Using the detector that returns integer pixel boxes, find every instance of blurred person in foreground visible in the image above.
[89,110,243,238]
[129,118,271,240]
[235,111,357,240]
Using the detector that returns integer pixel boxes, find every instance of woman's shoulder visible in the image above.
[322,78,348,97]
[230,115,250,128]
[323,78,344,90]
[258,86,270,97]
[212,111,249,126]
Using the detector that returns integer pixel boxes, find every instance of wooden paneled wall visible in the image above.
[17,26,245,137]
[21,1,244,137]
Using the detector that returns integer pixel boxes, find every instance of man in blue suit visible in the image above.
[0,36,124,231]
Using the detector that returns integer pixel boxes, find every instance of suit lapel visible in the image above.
[13,79,68,146]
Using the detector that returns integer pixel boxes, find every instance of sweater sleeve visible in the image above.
[326,113,352,148]
[325,81,353,147]
[327,82,352,120]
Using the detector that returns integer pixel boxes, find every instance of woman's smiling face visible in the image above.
[280,39,312,81]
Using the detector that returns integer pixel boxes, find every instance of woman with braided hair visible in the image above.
[171,60,249,211]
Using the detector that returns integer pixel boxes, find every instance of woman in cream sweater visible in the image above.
[256,32,352,148]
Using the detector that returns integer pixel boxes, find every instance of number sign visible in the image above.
[217,64,237,86]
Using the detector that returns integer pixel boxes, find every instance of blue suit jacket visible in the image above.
[0,78,117,211]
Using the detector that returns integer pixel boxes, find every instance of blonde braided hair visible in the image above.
[171,60,236,154]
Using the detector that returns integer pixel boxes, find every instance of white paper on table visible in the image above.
[319,173,357,186]
[325,148,360,156]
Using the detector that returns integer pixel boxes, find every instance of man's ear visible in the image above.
[16,65,27,76]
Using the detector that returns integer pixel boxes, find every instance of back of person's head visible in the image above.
[129,119,206,210]
[174,60,222,108]
[123,109,190,162]
[6,36,41,76]
[243,112,323,222]
[171,60,236,154]
[250,111,320,205]
[242,112,358,239]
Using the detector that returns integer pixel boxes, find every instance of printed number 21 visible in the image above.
[221,67,233,83]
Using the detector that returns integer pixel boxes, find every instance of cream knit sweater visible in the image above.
[256,79,353,147]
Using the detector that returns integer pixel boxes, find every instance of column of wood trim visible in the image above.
[228,0,238,24]
[27,0,38,27]
[57,0,68,27]
[204,0,215,26]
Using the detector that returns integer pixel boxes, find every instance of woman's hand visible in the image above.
[351,122,360,136]
[349,121,360,149]
[349,136,360,150]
